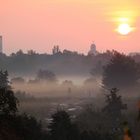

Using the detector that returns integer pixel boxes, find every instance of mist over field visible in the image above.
[2,50,138,98]
[1,50,140,140]
[1,0,140,139]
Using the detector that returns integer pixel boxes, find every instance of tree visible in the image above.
[0,70,48,140]
[0,113,46,140]
[0,70,18,115]
[48,110,79,140]
[90,60,104,76]
[102,88,127,133]
[15,50,24,56]
[13,114,43,140]
[0,88,18,115]
[27,50,37,55]
[0,70,9,89]
[102,51,140,89]
[63,49,78,55]
[11,77,25,84]
[76,105,113,134]
[37,69,57,83]
[102,88,127,118]
[62,80,73,87]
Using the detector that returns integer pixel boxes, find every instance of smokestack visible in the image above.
[0,36,2,53]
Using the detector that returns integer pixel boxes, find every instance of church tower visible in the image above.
[88,42,97,56]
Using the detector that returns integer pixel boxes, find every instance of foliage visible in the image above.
[37,69,57,82]
[0,114,45,140]
[0,69,45,139]
[0,49,110,77]
[102,51,140,89]
[102,88,127,134]
[76,105,113,134]
[0,70,10,88]
[48,110,79,140]
[102,88,127,118]
[91,61,104,76]
[0,70,18,115]
[12,114,44,140]
[0,88,18,115]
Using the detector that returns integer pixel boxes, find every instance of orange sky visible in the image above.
[0,0,140,54]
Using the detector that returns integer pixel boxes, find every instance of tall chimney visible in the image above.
[0,36,2,53]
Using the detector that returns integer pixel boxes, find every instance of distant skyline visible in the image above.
[0,0,140,54]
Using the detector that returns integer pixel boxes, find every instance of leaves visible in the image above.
[102,51,140,89]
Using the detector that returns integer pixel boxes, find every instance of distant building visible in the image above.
[0,36,2,53]
[52,45,61,54]
[88,43,98,56]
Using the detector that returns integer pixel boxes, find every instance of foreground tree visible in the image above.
[0,113,45,140]
[0,70,18,116]
[0,88,18,115]
[102,88,127,133]
[12,114,44,140]
[0,70,9,89]
[102,51,140,90]
[0,70,46,140]
[48,110,79,140]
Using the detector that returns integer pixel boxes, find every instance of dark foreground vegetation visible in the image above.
[1,51,140,140]
[0,71,140,140]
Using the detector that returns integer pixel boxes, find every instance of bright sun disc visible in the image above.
[117,23,132,35]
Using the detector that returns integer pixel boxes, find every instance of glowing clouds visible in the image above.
[111,10,138,36]
[116,16,134,35]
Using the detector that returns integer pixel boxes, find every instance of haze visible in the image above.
[0,0,140,54]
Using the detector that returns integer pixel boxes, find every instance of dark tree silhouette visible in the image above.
[0,70,18,115]
[0,70,10,89]
[102,51,140,89]
[48,110,79,140]
[0,70,46,140]
[37,69,57,82]
[103,88,127,118]
[27,50,37,55]
[13,114,44,140]
[15,49,24,56]
[102,88,127,133]
[0,88,18,115]
[0,113,45,140]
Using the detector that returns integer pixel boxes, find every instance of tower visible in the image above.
[52,45,60,54]
[88,42,98,56]
[0,36,2,53]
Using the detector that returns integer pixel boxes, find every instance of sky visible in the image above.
[0,0,140,55]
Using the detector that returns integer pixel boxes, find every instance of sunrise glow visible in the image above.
[117,23,132,35]
[0,0,140,53]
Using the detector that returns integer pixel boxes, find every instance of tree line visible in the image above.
[1,49,140,77]
[1,50,140,139]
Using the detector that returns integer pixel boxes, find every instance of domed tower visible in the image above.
[88,42,97,56]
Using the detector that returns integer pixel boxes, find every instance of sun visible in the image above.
[117,23,132,35]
